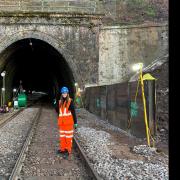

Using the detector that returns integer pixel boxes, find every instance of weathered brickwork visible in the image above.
[99,24,168,85]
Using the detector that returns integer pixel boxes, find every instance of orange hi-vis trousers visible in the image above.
[59,125,74,153]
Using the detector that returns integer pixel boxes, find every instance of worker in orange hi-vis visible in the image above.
[57,86,78,156]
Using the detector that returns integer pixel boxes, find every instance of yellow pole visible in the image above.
[139,65,151,147]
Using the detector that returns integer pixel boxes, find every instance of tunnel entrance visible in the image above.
[0,38,75,104]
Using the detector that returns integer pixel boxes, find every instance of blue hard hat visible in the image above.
[60,87,69,94]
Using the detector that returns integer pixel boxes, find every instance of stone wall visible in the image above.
[0,0,98,14]
[147,60,168,141]
[98,0,168,25]
[99,24,168,85]
[0,0,168,25]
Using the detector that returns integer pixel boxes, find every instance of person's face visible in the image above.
[62,93,68,98]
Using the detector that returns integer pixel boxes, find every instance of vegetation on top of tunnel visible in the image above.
[101,0,168,26]
[126,0,157,20]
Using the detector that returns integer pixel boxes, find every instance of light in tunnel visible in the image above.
[29,41,32,46]
[132,63,143,72]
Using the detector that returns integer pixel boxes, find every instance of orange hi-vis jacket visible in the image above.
[58,98,74,126]
[58,98,74,153]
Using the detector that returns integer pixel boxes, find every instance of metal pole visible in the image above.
[105,85,108,122]
[3,76,5,106]
[1,89,2,107]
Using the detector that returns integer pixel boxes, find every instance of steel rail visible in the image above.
[9,106,42,180]
[0,98,41,129]
[73,136,102,180]
[0,108,24,129]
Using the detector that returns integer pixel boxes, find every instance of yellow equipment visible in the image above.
[8,101,12,107]
[143,73,157,81]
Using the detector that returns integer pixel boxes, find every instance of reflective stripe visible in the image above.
[60,135,65,137]
[64,130,73,134]
[59,107,72,117]
[65,135,73,138]
[64,112,72,116]
[59,112,72,117]
[60,130,65,133]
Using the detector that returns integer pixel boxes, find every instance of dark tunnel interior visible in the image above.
[0,38,75,103]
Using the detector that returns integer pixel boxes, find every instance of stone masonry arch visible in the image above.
[0,14,100,89]
[0,29,80,85]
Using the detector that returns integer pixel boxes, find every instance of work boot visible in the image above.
[63,151,72,160]
[57,150,66,154]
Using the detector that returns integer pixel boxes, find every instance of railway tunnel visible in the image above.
[0,38,76,104]
[0,1,169,179]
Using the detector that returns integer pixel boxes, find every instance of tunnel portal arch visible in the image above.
[0,29,80,84]
[0,31,79,103]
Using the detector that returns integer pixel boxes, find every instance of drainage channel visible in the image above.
[8,105,101,180]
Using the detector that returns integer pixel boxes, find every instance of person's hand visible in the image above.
[74,124,78,129]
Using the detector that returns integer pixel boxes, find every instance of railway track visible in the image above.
[5,104,101,180]
[0,100,168,180]
[0,108,24,129]
[9,107,42,180]
[0,95,44,129]
[73,136,101,180]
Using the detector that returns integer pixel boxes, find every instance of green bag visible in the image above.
[130,102,138,118]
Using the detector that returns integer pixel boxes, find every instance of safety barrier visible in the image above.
[84,81,154,138]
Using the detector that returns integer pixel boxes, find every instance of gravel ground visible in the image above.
[20,106,90,179]
[0,107,39,178]
[0,108,20,127]
[75,108,168,180]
